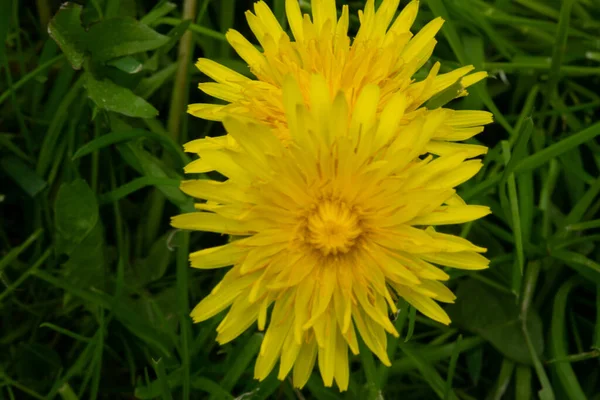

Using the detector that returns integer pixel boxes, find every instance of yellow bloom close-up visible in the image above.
[189,0,492,158]
[173,73,491,390]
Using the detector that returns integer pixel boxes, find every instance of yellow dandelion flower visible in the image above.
[189,0,493,157]
[173,76,491,390]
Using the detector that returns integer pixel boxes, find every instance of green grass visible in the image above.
[1,0,600,399]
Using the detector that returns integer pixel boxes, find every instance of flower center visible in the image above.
[307,201,362,256]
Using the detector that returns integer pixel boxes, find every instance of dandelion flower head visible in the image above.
[189,0,492,157]
[173,75,491,390]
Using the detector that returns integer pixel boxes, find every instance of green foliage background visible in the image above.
[1,0,600,399]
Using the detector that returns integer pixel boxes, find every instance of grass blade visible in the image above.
[502,141,525,277]
[97,177,181,205]
[550,278,586,400]
[444,335,462,400]
[545,0,574,100]
[514,121,600,173]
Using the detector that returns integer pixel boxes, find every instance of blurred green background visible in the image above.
[1,0,600,399]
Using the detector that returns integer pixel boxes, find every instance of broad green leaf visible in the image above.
[87,17,169,62]
[130,232,174,287]
[61,222,107,299]
[130,287,179,335]
[54,179,98,255]
[48,3,87,69]
[105,0,136,19]
[448,279,544,365]
[152,358,174,400]
[54,179,106,304]
[85,73,158,118]
[107,56,143,74]
[99,291,173,358]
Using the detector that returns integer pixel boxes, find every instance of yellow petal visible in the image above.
[428,160,483,188]
[317,316,336,387]
[239,244,285,274]
[352,306,391,366]
[426,229,487,253]
[183,158,213,174]
[187,103,227,121]
[462,71,488,87]
[285,0,304,42]
[387,0,419,37]
[292,337,318,388]
[179,180,245,203]
[430,65,474,96]
[445,193,466,206]
[375,0,401,34]
[349,84,380,144]
[255,318,292,380]
[333,328,350,391]
[294,278,316,344]
[190,273,260,322]
[416,280,457,303]
[257,295,272,330]
[195,58,249,85]
[226,29,268,75]
[403,151,467,190]
[254,1,285,41]
[421,251,490,270]
[402,17,444,64]
[396,252,450,281]
[334,6,350,52]
[183,136,230,153]
[447,110,494,127]
[171,212,251,235]
[303,266,336,329]
[366,245,421,284]
[425,141,488,157]
[411,205,491,225]
[353,284,397,335]
[189,242,248,269]
[396,286,451,325]
[216,297,260,344]
[278,327,301,380]
[198,82,243,102]
[375,91,407,149]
